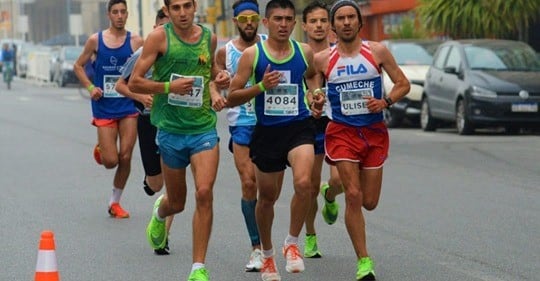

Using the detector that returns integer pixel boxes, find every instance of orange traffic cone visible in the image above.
[35,230,60,281]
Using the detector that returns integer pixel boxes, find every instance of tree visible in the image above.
[416,0,540,40]
[389,16,428,39]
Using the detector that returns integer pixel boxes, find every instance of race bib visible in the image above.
[264,84,299,116]
[340,88,373,115]
[103,75,122,98]
[167,73,204,108]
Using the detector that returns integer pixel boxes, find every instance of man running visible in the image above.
[73,0,143,219]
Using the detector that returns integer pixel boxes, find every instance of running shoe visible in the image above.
[245,248,263,272]
[108,202,129,218]
[93,144,102,165]
[154,238,169,255]
[303,235,322,258]
[143,178,155,196]
[356,257,376,280]
[146,194,167,250]
[188,268,209,281]
[320,183,339,225]
[261,256,281,281]
[282,244,305,273]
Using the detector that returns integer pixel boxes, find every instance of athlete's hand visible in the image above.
[365,96,386,113]
[260,64,281,91]
[138,94,154,109]
[214,70,230,90]
[170,77,195,95]
[90,87,103,101]
[311,89,326,118]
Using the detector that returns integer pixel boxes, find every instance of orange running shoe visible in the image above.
[93,144,102,165]
[108,203,130,218]
[261,255,281,281]
[282,244,305,273]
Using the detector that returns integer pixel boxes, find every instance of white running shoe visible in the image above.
[282,244,305,273]
[246,248,263,272]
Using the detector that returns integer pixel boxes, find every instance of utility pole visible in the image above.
[138,0,143,37]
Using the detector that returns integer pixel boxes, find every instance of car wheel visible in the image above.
[456,99,474,135]
[383,109,403,128]
[420,97,437,131]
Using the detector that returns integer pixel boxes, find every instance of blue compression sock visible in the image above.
[241,199,260,246]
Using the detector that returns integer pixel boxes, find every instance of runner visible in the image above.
[214,0,266,272]
[227,0,324,280]
[128,0,226,280]
[73,0,143,219]
[308,1,410,279]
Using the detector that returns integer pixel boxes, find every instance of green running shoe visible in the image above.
[356,257,376,280]
[146,194,167,250]
[304,234,322,258]
[320,183,339,225]
[188,268,209,281]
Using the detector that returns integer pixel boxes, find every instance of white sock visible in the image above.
[109,187,123,206]
[191,263,205,272]
[262,248,274,258]
[153,205,165,222]
[284,234,298,245]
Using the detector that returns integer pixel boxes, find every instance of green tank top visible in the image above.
[151,23,216,135]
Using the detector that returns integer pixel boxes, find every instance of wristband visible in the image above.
[258,81,266,92]
[164,81,170,94]
[384,97,393,108]
[87,84,95,92]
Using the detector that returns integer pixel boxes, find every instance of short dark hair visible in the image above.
[108,0,127,12]
[265,0,295,18]
[163,0,194,7]
[302,1,329,23]
[155,9,167,22]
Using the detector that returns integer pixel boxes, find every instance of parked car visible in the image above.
[53,45,83,87]
[381,39,442,127]
[421,39,540,135]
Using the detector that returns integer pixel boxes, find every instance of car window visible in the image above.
[433,46,450,69]
[390,42,438,65]
[64,47,83,61]
[465,44,540,71]
[445,47,461,70]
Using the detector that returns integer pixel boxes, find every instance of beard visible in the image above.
[238,26,258,42]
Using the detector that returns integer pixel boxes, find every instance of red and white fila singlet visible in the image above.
[325,41,384,127]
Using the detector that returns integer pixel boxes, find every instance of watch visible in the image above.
[384,97,393,108]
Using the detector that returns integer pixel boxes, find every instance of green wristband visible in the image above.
[164,81,170,94]
[258,81,266,92]
[87,84,95,92]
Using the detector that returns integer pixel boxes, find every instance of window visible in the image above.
[433,46,450,69]
[445,47,461,70]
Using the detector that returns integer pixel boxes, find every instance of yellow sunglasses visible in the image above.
[236,14,260,23]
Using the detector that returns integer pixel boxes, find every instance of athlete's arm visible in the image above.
[369,41,410,112]
[74,33,98,90]
[227,46,259,107]
[209,33,227,111]
[213,45,230,90]
[128,27,169,94]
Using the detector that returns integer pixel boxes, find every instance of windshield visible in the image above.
[465,44,540,71]
[64,47,83,61]
[389,42,440,65]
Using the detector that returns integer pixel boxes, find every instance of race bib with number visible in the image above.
[167,73,205,108]
[264,83,299,116]
[340,88,373,115]
[103,75,122,98]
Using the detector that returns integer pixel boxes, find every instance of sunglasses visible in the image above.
[236,14,260,23]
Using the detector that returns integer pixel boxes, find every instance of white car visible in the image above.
[382,39,442,127]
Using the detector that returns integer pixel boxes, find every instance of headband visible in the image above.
[233,2,259,17]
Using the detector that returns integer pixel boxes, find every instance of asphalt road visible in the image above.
[1,79,539,281]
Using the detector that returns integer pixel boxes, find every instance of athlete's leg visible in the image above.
[113,117,137,191]
[287,144,315,238]
[325,164,343,201]
[96,125,119,169]
[305,153,324,235]
[255,168,285,252]
[233,142,261,250]
[190,144,219,264]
